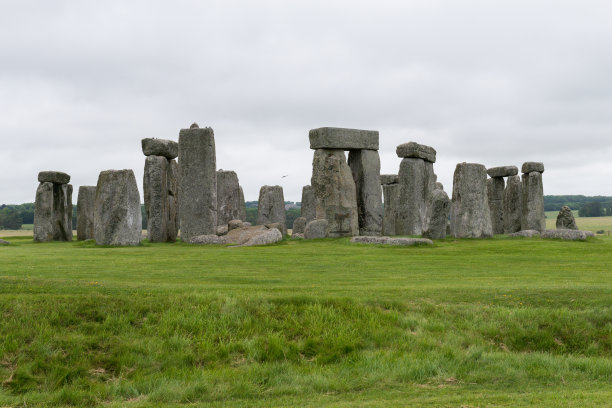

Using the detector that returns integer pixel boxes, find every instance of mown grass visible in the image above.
[0,234,611,407]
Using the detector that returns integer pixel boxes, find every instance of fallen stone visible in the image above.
[396,158,435,235]
[0,239,9,245]
[141,138,178,159]
[265,223,285,236]
[541,229,591,241]
[309,127,379,150]
[423,188,450,239]
[449,162,492,238]
[228,219,244,231]
[521,162,544,174]
[257,186,286,235]
[348,149,383,236]
[216,225,229,236]
[76,186,96,240]
[292,217,307,234]
[243,221,252,227]
[350,236,433,246]
[300,185,316,222]
[487,166,518,178]
[508,230,540,238]
[241,228,282,247]
[34,182,73,242]
[503,175,522,233]
[217,170,242,226]
[396,142,436,163]
[223,225,282,246]
[521,171,545,232]
[304,219,328,239]
[38,171,70,184]
[380,174,399,185]
[187,234,225,244]
[556,206,578,230]
[487,177,505,235]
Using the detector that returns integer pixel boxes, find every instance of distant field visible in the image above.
[545,212,612,234]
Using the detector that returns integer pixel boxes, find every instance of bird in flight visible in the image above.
[281,175,288,178]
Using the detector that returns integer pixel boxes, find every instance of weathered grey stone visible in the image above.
[238,187,247,221]
[521,162,544,174]
[423,189,450,240]
[38,171,70,185]
[503,175,522,233]
[242,227,282,247]
[396,142,436,163]
[449,163,493,238]
[265,223,285,236]
[144,156,178,242]
[141,138,178,160]
[309,127,379,150]
[34,182,73,242]
[521,171,545,232]
[382,184,400,236]
[292,233,304,239]
[216,225,229,236]
[396,158,435,235]
[257,186,286,235]
[508,229,540,238]
[292,216,307,234]
[311,149,359,237]
[76,186,96,240]
[487,177,505,235]
[178,126,217,241]
[350,236,433,246]
[348,149,383,236]
[556,206,578,230]
[435,182,444,191]
[243,221,252,227]
[222,224,281,246]
[94,170,141,246]
[187,234,225,245]
[487,166,518,178]
[304,219,328,239]
[300,185,316,222]
[228,219,244,231]
[216,170,242,226]
[0,239,9,245]
[380,174,399,185]
[166,159,179,241]
[541,229,590,241]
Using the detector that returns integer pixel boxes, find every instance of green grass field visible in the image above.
[1,234,611,407]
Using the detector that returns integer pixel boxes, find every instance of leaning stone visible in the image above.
[309,127,379,150]
[396,158,435,235]
[487,166,518,178]
[292,217,307,234]
[541,229,589,241]
[350,236,433,246]
[521,162,544,174]
[348,149,383,236]
[76,186,96,240]
[396,142,436,163]
[521,171,545,232]
[487,177,505,235]
[556,206,578,230]
[241,228,282,247]
[187,234,225,245]
[34,182,73,242]
[311,149,359,237]
[216,225,229,236]
[300,185,316,222]
[449,162,492,238]
[382,184,400,236]
[94,169,141,246]
[380,174,399,185]
[423,189,450,239]
[257,186,287,235]
[0,239,10,245]
[141,138,178,160]
[304,219,328,239]
[508,230,540,238]
[178,125,217,241]
[38,171,70,184]
[228,219,244,231]
[503,175,522,233]
[217,170,243,226]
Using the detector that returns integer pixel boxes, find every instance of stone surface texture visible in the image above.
[541,229,591,241]
[257,185,286,235]
[423,188,450,239]
[76,186,96,240]
[94,169,142,246]
[241,227,282,247]
[141,138,178,159]
[487,177,505,235]
[395,142,436,163]
[187,234,225,245]
[503,175,522,233]
[380,174,399,185]
[292,217,307,234]
[311,149,359,237]
[34,182,73,242]
[350,236,433,246]
[487,166,518,178]
[382,184,400,236]
[216,170,242,226]
[228,219,244,231]
[348,149,383,236]
[449,162,493,238]
[309,127,379,150]
[396,158,435,235]
[521,162,545,174]
[556,206,578,230]
[508,230,541,238]
[304,219,328,239]
[300,185,316,221]
[238,187,247,221]
[521,171,545,232]
[178,126,217,241]
[144,156,178,242]
[38,171,71,184]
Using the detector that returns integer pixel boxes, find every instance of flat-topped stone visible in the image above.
[521,162,544,173]
[487,166,518,178]
[350,236,433,246]
[38,171,70,184]
[380,174,399,185]
[396,142,436,163]
[141,138,178,159]
[309,127,379,150]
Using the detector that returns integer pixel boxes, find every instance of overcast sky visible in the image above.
[1,0,611,204]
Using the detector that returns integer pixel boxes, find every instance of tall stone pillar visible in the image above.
[521,162,545,232]
[34,171,73,242]
[503,175,522,233]
[380,174,399,236]
[348,149,383,236]
[487,166,518,235]
[450,162,492,238]
[423,186,450,240]
[77,186,96,240]
[217,170,243,226]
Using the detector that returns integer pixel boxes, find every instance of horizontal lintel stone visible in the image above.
[521,162,544,174]
[396,142,436,163]
[487,165,518,178]
[309,127,379,150]
[38,171,70,184]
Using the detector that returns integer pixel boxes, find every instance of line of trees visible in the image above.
[544,195,612,217]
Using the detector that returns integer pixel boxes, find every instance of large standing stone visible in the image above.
[178,125,217,241]
[292,217,307,234]
[216,170,242,226]
[487,177,505,235]
[144,155,178,242]
[141,138,178,160]
[423,188,450,239]
[503,175,522,233]
[311,149,359,237]
[396,158,435,235]
[76,186,96,240]
[309,127,379,150]
[449,163,492,238]
[382,183,400,236]
[238,187,247,221]
[256,185,286,235]
[94,169,142,246]
[300,185,316,222]
[34,181,73,242]
[521,171,545,232]
[556,206,578,230]
[348,149,383,236]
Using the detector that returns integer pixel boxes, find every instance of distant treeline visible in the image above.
[544,195,612,216]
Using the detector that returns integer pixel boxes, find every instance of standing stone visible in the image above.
[76,186,96,240]
[94,169,142,246]
[166,159,179,241]
[256,185,286,235]
[381,177,400,236]
[503,175,522,234]
[178,125,217,241]
[521,170,545,232]
[556,206,578,230]
[396,158,435,235]
[423,189,450,239]
[450,163,492,238]
[292,217,307,234]
[216,170,242,226]
[144,155,178,242]
[238,186,247,221]
[34,180,73,242]
[311,149,359,237]
[304,219,329,239]
[487,177,505,235]
[348,149,383,236]
[300,185,316,222]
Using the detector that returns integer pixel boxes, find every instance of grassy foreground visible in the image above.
[0,235,611,407]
